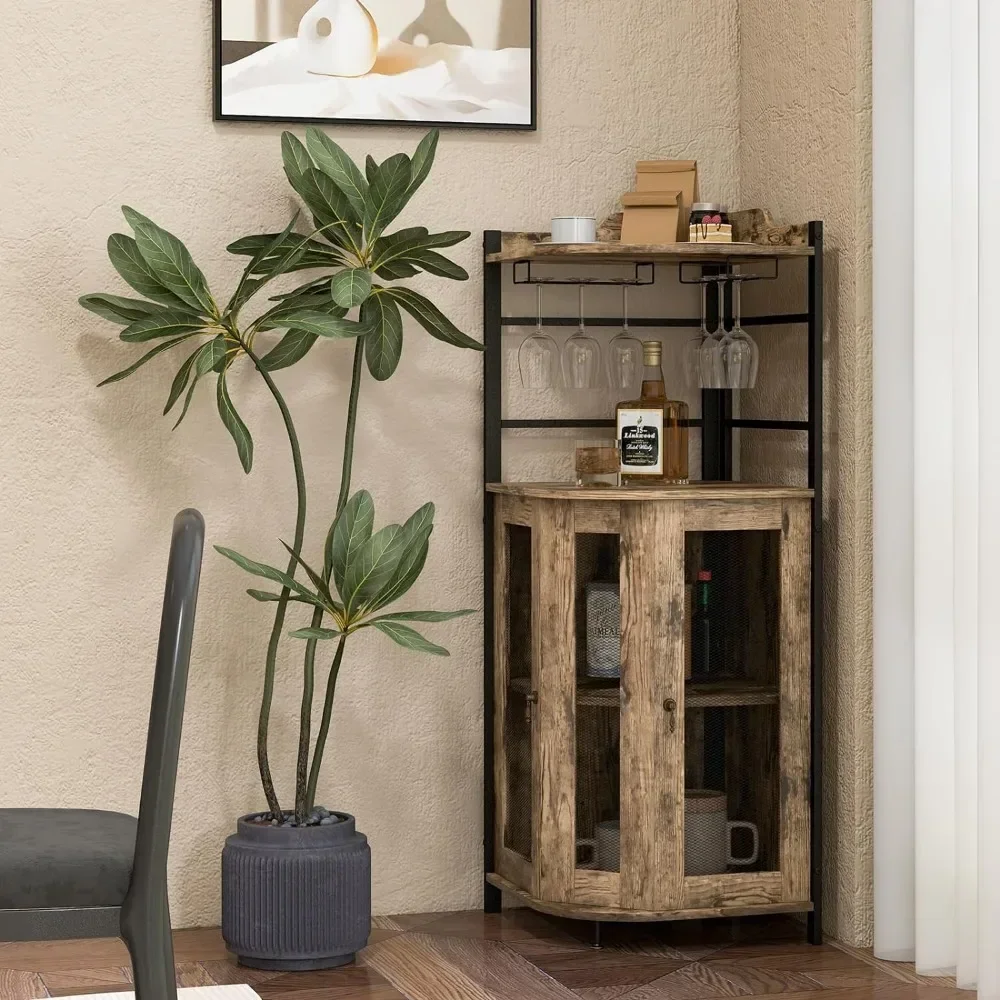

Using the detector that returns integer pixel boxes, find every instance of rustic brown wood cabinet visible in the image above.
[486,482,814,923]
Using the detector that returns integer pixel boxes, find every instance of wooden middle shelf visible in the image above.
[510,676,778,709]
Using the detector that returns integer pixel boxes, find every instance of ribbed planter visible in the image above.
[222,812,371,971]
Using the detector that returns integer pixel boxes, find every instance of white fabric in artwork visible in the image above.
[57,987,260,1000]
[221,39,531,124]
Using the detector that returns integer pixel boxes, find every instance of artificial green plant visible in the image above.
[81,127,480,824]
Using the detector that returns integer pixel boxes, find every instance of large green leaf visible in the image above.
[365,155,379,185]
[80,293,166,324]
[227,233,344,274]
[331,268,373,309]
[375,260,421,281]
[217,371,254,473]
[364,154,412,243]
[97,333,199,387]
[403,129,439,205]
[107,234,192,309]
[368,609,474,623]
[342,523,403,613]
[122,207,216,316]
[289,169,363,253]
[281,131,314,191]
[372,229,469,270]
[306,128,368,218]
[365,503,434,612]
[215,545,325,605]
[163,342,203,414]
[280,309,372,339]
[372,620,449,656]
[289,627,342,641]
[361,293,403,381]
[259,329,319,371]
[327,489,375,591]
[226,214,300,314]
[381,287,482,350]
[247,588,317,606]
[404,249,468,281]
[172,337,226,428]
[119,310,207,343]
[280,540,336,606]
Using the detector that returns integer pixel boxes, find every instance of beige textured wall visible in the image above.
[739,0,874,945]
[0,1,739,925]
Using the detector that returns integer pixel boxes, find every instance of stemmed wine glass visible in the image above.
[561,286,602,390]
[606,286,643,392]
[697,278,727,389]
[723,276,759,389]
[518,286,561,389]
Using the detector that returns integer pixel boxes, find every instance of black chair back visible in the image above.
[121,509,204,997]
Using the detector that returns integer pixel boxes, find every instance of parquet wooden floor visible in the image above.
[0,912,962,1000]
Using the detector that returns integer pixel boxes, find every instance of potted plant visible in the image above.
[80,128,480,969]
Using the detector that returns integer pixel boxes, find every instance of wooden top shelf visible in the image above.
[486,232,815,265]
[487,482,814,501]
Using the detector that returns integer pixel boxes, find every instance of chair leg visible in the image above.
[121,895,177,1000]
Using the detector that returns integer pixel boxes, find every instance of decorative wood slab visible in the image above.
[487,482,814,501]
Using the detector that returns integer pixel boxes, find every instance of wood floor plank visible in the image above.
[370,916,406,932]
[197,959,283,987]
[176,963,221,987]
[533,951,688,990]
[621,962,753,1000]
[575,988,641,1000]
[0,969,49,999]
[706,948,866,973]
[710,966,827,995]
[171,928,232,963]
[0,938,129,972]
[40,969,130,992]
[257,966,390,993]
[364,930,582,1000]
[256,984,407,1000]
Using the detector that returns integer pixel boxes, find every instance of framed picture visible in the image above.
[214,0,536,130]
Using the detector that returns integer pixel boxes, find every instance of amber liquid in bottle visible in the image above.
[616,341,689,485]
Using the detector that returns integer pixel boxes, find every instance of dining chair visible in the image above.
[0,509,205,1000]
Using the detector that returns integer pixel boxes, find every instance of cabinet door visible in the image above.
[569,501,686,912]
[678,499,811,910]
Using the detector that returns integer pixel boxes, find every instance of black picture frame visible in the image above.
[213,0,537,131]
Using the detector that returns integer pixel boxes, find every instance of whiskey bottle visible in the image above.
[615,340,689,485]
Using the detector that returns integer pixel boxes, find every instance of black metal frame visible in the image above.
[213,0,538,131]
[481,227,824,942]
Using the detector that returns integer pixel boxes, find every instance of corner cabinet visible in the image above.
[486,483,813,923]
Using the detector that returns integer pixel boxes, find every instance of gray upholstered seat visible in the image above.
[0,809,137,910]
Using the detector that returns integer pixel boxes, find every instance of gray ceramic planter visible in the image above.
[221,812,371,970]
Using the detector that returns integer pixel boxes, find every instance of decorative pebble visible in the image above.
[320,816,336,825]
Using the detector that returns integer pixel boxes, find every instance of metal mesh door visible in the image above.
[683,530,781,876]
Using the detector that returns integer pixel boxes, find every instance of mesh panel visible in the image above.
[684,530,780,876]
[575,533,621,873]
[503,524,532,861]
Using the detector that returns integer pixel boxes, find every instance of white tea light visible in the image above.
[551,217,597,243]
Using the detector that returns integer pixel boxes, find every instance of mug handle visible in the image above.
[576,837,598,870]
[727,822,759,866]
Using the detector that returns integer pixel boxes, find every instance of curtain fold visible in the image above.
[874,0,998,993]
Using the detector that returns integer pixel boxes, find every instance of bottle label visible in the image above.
[618,408,663,475]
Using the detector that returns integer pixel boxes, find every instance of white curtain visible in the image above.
[873,1,1000,994]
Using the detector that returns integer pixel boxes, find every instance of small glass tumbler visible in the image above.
[576,439,620,488]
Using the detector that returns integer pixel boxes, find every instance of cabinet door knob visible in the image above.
[663,697,677,732]
[525,690,538,722]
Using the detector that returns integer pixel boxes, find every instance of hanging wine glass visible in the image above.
[561,286,602,390]
[698,277,727,389]
[684,281,711,388]
[724,275,759,390]
[606,286,643,392]
[518,286,561,389]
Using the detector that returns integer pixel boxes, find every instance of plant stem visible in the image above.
[305,635,347,812]
[297,339,367,816]
[242,339,308,821]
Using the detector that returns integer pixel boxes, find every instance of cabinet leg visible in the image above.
[484,880,503,914]
[591,921,603,950]
[807,911,822,945]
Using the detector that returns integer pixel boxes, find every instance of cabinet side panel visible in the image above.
[620,500,685,910]
[533,499,577,903]
[780,499,812,901]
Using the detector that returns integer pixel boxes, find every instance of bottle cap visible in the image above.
[697,570,712,582]
[642,340,662,364]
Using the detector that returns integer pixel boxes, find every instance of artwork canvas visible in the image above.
[215,0,536,129]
